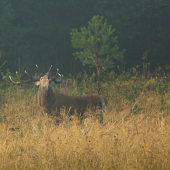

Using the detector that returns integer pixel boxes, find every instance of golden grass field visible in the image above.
[0,78,170,169]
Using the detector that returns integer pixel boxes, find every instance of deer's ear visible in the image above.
[35,81,41,86]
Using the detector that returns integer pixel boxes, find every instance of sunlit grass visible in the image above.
[0,78,170,169]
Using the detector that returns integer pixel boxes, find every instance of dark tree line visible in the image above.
[0,0,170,77]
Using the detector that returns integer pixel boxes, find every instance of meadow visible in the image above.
[0,75,170,170]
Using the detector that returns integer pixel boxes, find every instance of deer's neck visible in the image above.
[38,86,55,109]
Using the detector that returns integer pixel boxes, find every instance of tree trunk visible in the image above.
[95,54,101,94]
[96,66,101,94]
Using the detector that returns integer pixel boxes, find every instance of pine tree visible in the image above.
[71,15,125,94]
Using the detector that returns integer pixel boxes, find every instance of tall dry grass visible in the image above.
[0,78,170,169]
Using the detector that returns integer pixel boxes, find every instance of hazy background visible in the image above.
[0,0,169,77]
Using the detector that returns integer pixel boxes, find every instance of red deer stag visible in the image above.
[9,65,107,122]
[9,65,63,115]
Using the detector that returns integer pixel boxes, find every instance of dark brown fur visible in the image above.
[54,93,107,116]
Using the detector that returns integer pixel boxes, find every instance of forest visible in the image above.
[1,1,170,169]
[0,0,170,78]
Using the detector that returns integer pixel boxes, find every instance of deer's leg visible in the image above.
[69,106,75,116]
[65,106,74,116]
[57,106,60,116]
[65,106,69,115]
[76,108,85,123]
[65,106,75,117]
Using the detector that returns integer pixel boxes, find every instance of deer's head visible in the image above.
[34,65,63,92]
[9,65,63,89]
[9,65,63,114]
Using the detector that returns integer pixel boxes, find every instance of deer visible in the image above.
[9,65,107,122]
[9,65,63,115]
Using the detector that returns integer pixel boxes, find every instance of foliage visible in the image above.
[0,69,11,88]
[121,72,132,81]
[71,15,124,66]
[156,80,168,95]
[71,15,125,93]
[131,104,142,115]
[0,0,30,71]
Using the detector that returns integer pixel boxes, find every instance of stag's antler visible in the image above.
[36,65,40,78]
[9,70,40,84]
[48,65,52,72]
[9,65,63,84]
[51,68,63,84]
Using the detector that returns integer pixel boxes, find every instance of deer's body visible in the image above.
[53,93,107,116]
